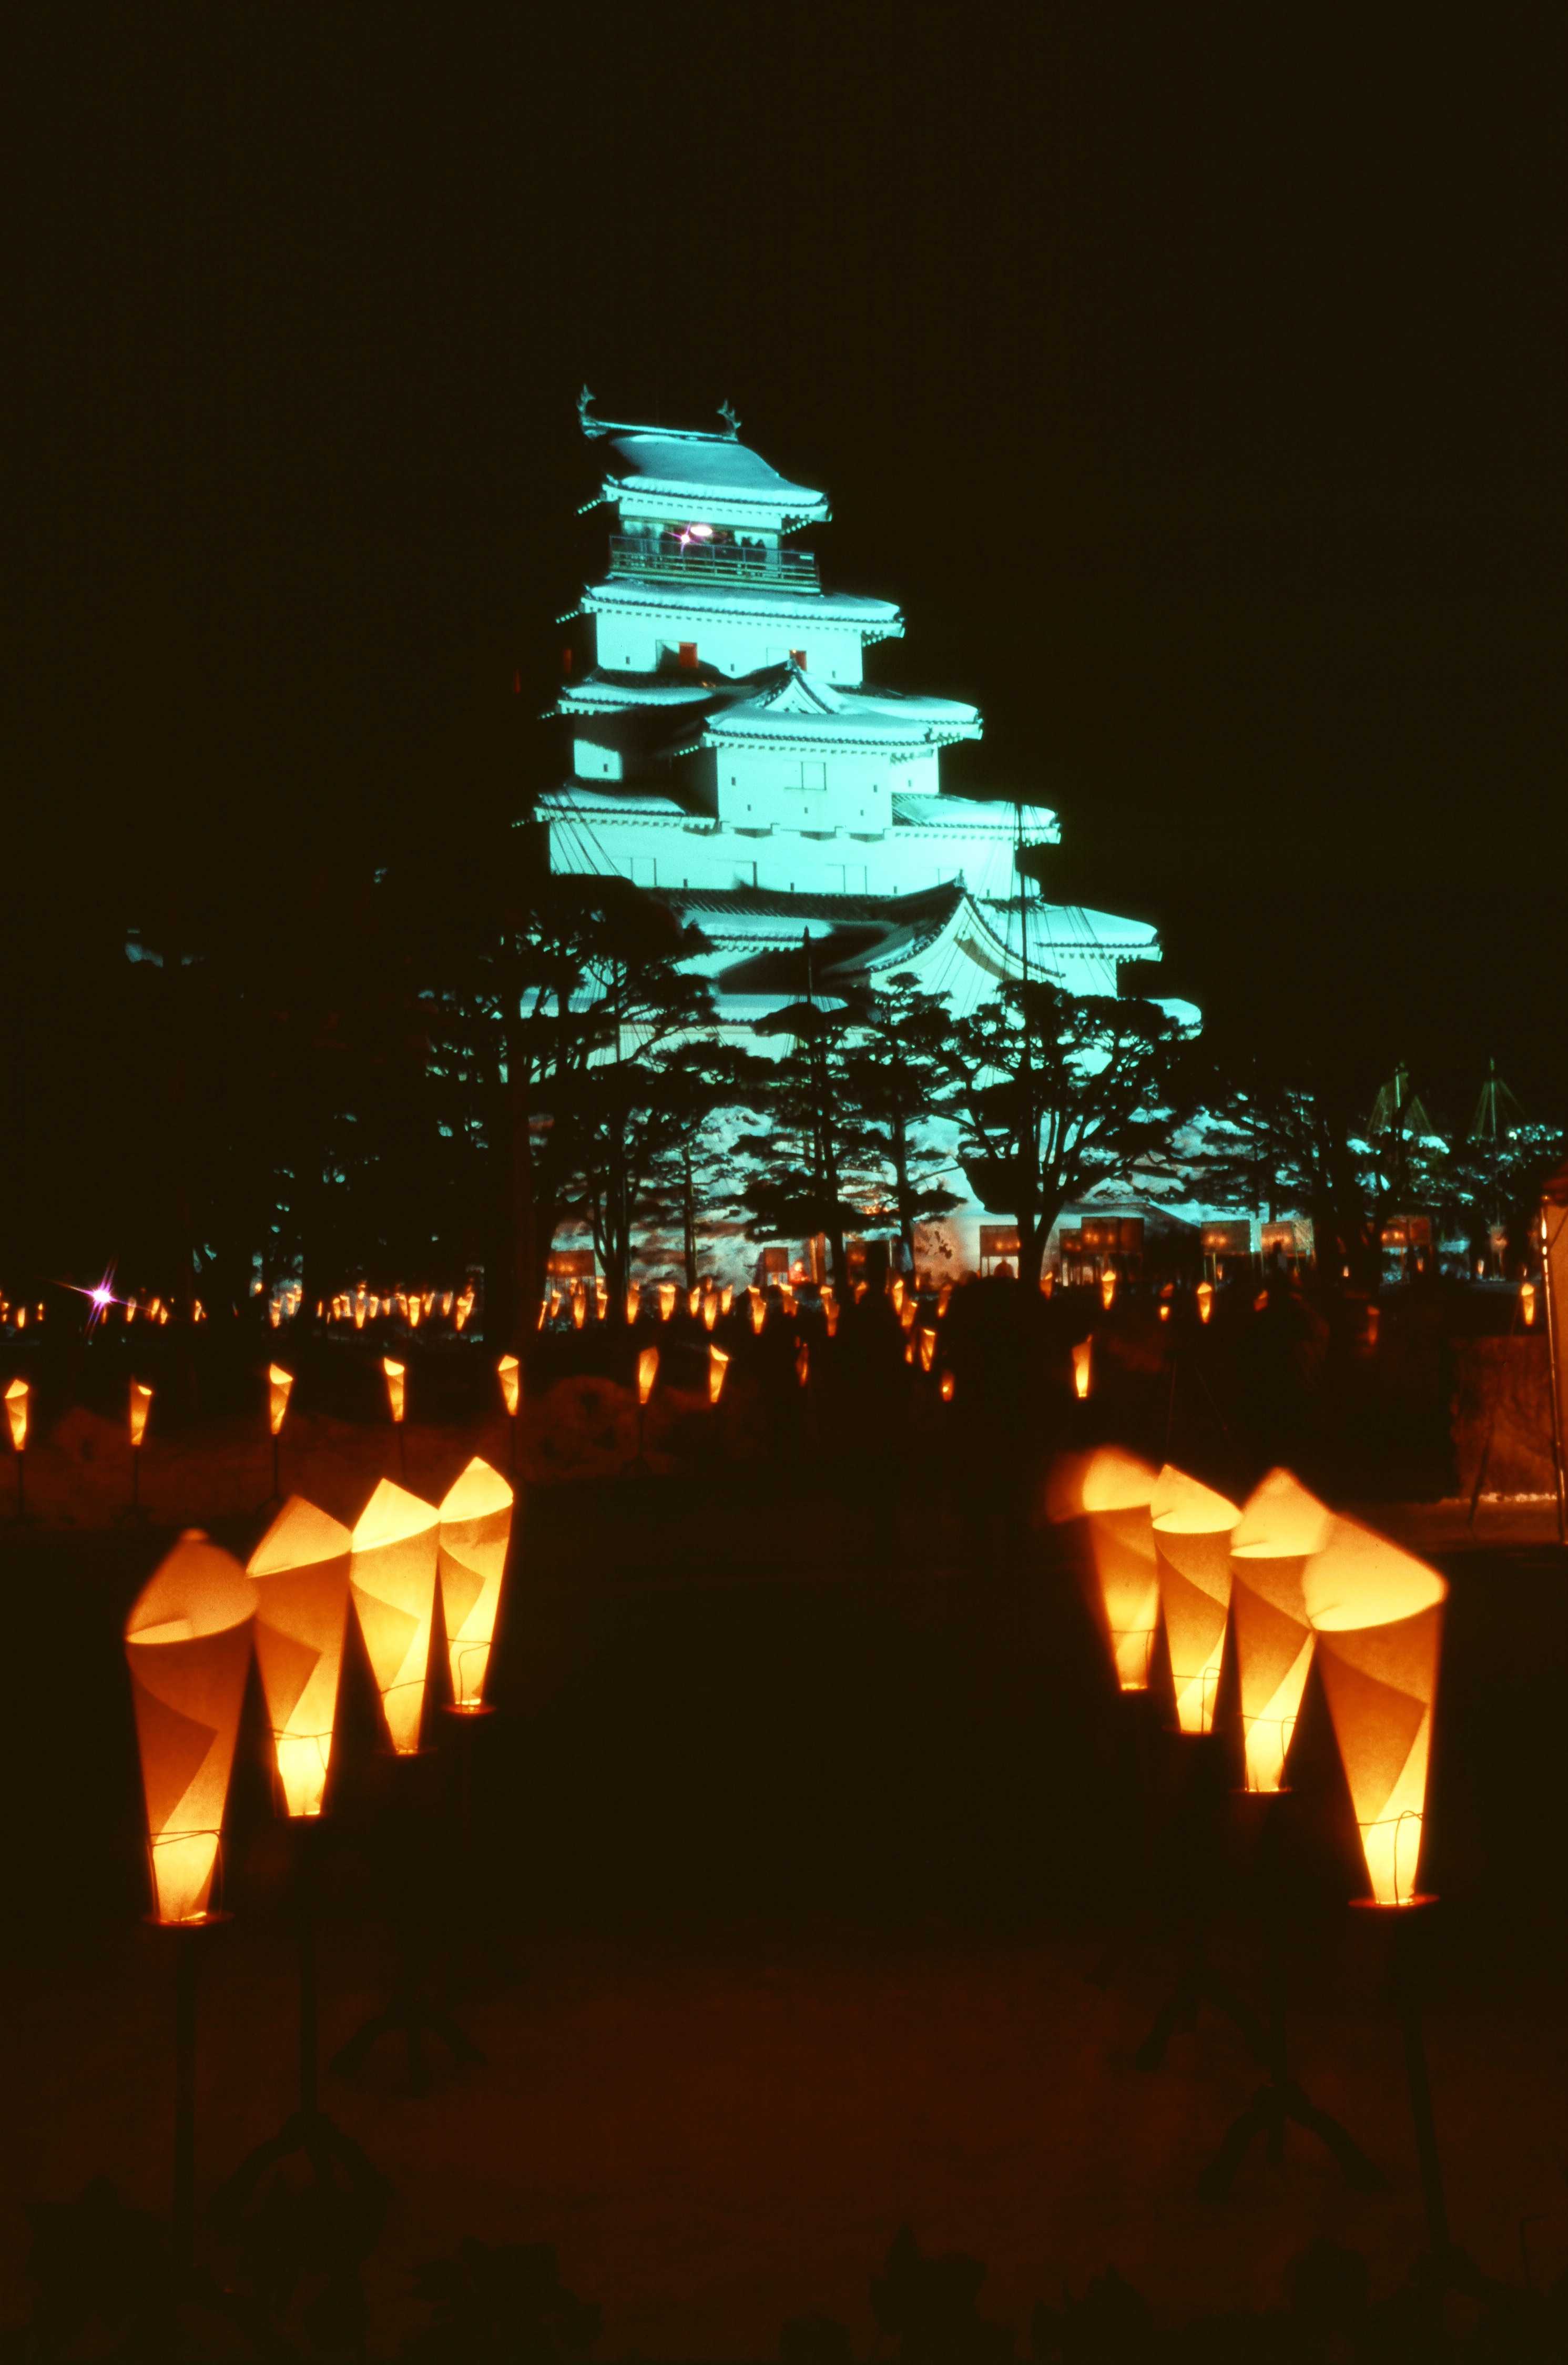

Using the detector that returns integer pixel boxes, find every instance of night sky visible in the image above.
[17,9,1566,1128]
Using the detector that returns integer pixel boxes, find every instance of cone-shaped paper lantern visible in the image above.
[626,1286,640,1326]
[638,1346,659,1405]
[439,1457,513,1712]
[124,1534,254,1922]
[748,1289,766,1334]
[129,1380,154,1447]
[267,1365,294,1437]
[900,1299,917,1332]
[350,1479,439,1753]
[497,1354,520,1416]
[1040,1270,1055,1298]
[1072,1340,1091,1399]
[824,1297,840,1336]
[938,1283,953,1318]
[1304,1520,1447,1906]
[940,1369,955,1403]
[572,1291,587,1330]
[720,1285,734,1315]
[702,1294,719,1332]
[1197,1282,1213,1324]
[1100,1271,1117,1310]
[709,1345,729,1405]
[442,1291,454,1318]
[1521,1280,1536,1328]
[1229,1468,1333,1792]
[1060,1448,1160,1690]
[890,1278,905,1314]
[1151,1465,1240,1734]
[353,1300,366,1329]
[918,1327,937,1373]
[1158,1302,1171,1323]
[247,1497,351,1817]
[795,1341,809,1386]
[5,1378,26,1450]
[382,1357,405,1424]
[658,1283,676,1321]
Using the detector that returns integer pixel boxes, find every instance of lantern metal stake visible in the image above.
[329,1749,486,2097]
[1391,1903,1452,2261]
[1195,1792,1387,2202]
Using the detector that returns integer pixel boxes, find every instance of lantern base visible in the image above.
[1350,1893,1439,1913]
[142,1909,234,1932]
[1197,2070,1390,2205]
[441,1699,498,1719]
[330,1986,485,2099]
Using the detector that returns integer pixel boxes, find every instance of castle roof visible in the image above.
[590,422,830,527]
[704,662,979,749]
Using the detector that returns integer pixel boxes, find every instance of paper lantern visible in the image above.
[439,1457,513,1712]
[442,1291,454,1318]
[626,1286,640,1325]
[1040,1270,1055,1298]
[267,1365,293,1437]
[572,1291,587,1331]
[1366,1304,1380,1345]
[709,1345,729,1405]
[408,1296,422,1330]
[497,1354,520,1417]
[900,1298,917,1332]
[1150,1465,1239,1734]
[918,1327,937,1373]
[748,1288,766,1334]
[637,1345,659,1405]
[269,1302,282,1330]
[890,1278,905,1314]
[1521,1280,1536,1329]
[1100,1271,1117,1311]
[129,1380,154,1447]
[1070,1448,1160,1690]
[940,1370,955,1402]
[353,1300,366,1329]
[1229,1468,1333,1792]
[658,1283,676,1321]
[1072,1340,1091,1399]
[824,1297,840,1336]
[795,1341,809,1386]
[1197,1281,1213,1324]
[247,1497,351,1817]
[1158,1302,1171,1323]
[720,1285,734,1314]
[381,1357,406,1424]
[350,1479,439,1754]
[702,1294,719,1332]
[938,1283,952,1318]
[5,1378,26,1450]
[1304,1519,1447,1906]
[124,1534,254,1922]
[854,1282,868,1304]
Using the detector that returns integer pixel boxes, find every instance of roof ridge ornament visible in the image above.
[717,399,741,439]
[578,385,608,437]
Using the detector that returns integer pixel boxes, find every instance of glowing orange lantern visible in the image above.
[497,1354,520,1417]
[439,1457,513,1713]
[247,1497,351,1818]
[1150,1465,1239,1734]
[940,1370,955,1402]
[1304,1520,1447,1906]
[938,1283,953,1318]
[626,1286,640,1325]
[130,1379,154,1448]
[702,1294,719,1332]
[1521,1280,1536,1328]
[853,1282,868,1304]
[1367,1304,1381,1345]
[572,1291,587,1331]
[1158,1301,1170,1323]
[918,1327,937,1373]
[441,1291,454,1318]
[1040,1270,1055,1299]
[720,1285,734,1314]
[748,1288,766,1334]
[1197,1282,1213,1324]
[353,1298,366,1331]
[1099,1271,1117,1311]
[5,1378,27,1450]
[1072,1340,1091,1399]
[267,1365,293,1437]
[408,1295,422,1330]
[350,1479,439,1754]
[638,1346,659,1404]
[381,1357,405,1424]
[269,1301,282,1330]
[824,1296,840,1336]
[708,1345,729,1405]
[1062,1447,1160,1691]
[124,1534,254,1922]
[795,1341,809,1387]
[1229,1468,1332,1792]
[900,1300,917,1333]
[890,1278,905,1314]
[658,1283,676,1321]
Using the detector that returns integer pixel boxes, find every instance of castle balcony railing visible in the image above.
[607,534,820,593]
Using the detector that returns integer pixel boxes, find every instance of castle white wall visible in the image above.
[589,606,866,685]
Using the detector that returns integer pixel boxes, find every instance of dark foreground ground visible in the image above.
[3,1439,1567,2358]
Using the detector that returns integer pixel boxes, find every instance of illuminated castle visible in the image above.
[543,397,1167,1270]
